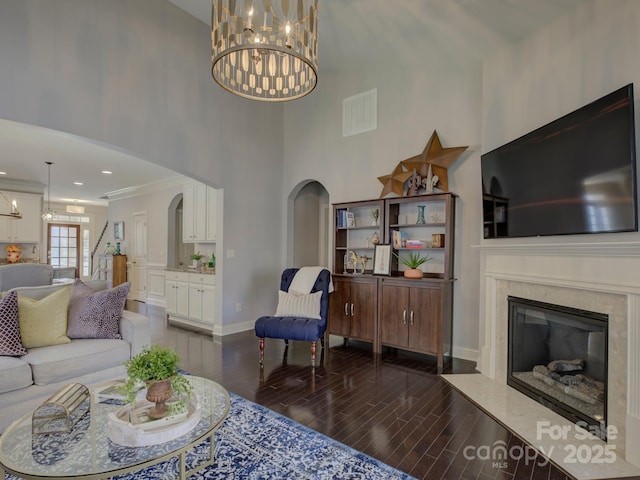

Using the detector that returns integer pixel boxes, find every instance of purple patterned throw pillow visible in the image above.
[67,280,130,339]
[0,291,27,356]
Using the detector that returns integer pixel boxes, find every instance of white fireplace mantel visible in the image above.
[472,240,640,471]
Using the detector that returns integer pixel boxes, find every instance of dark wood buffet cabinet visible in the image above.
[329,193,456,370]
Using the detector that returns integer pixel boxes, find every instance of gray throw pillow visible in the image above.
[67,280,130,339]
[0,291,27,356]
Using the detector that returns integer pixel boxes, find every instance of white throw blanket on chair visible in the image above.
[289,266,334,294]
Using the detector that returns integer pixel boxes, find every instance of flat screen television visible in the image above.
[481,84,637,239]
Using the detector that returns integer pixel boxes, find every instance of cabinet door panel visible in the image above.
[188,283,203,321]
[165,280,177,315]
[176,281,189,318]
[14,194,42,242]
[183,183,195,243]
[350,281,376,341]
[329,279,351,337]
[201,285,215,325]
[379,284,409,347]
[408,286,442,353]
[206,186,217,242]
[194,183,207,241]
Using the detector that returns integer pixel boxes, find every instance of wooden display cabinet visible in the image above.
[385,192,456,279]
[331,193,457,369]
[378,277,453,371]
[329,276,377,347]
[333,199,384,275]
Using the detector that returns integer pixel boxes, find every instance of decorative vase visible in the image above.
[6,251,21,264]
[146,379,173,419]
[404,268,423,279]
[105,242,116,255]
[416,205,426,224]
[115,242,121,255]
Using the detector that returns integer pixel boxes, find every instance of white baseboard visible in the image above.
[451,345,478,363]
[217,321,254,337]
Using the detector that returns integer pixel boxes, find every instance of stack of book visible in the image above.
[336,211,356,228]
[405,240,425,249]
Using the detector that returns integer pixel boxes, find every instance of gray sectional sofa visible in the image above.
[0,280,151,433]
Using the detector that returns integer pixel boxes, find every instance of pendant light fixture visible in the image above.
[211,0,319,102]
[0,192,21,219]
[42,161,56,221]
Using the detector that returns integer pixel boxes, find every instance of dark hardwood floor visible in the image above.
[129,301,575,480]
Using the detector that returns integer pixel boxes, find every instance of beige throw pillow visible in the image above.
[18,286,72,349]
[274,290,322,319]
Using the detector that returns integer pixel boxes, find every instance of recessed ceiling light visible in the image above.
[73,181,84,186]
[101,170,112,175]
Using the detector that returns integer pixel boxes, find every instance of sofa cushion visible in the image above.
[0,291,27,356]
[0,356,33,393]
[67,280,130,339]
[18,286,72,349]
[22,339,130,385]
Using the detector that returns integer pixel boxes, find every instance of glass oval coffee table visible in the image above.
[0,376,230,479]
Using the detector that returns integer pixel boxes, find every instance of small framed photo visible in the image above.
[373,244,392,276]
[114,221,125,241]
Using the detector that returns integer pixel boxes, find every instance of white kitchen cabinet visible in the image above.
[0,192,42,243]
[165,270,215,329]
[165,271,190,318]
[205,186,217,242]
[183,182,217,243]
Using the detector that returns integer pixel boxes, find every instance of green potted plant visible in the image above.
[394,251,432,279]
[124,345,192,419]
[190,251,204,268]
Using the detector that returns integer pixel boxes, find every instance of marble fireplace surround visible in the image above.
[468,243,640,474]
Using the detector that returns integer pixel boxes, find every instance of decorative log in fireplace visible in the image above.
[507,296,608,439]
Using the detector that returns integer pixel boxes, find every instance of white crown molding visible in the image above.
[104,175,188,202]
[0,178,45,194]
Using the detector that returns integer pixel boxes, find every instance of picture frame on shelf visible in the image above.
[114,221,125,241]
[373,244,392,276]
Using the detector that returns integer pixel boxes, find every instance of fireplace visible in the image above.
[507,296,608,439]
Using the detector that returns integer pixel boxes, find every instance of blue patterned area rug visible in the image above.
[6,393,415,480]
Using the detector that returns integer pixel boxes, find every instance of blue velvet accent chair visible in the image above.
[255,268,331,366]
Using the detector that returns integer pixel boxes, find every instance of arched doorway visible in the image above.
[289,181,330,267]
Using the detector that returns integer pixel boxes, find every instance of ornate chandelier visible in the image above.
[211,0,318,102]
[42,161,56,221]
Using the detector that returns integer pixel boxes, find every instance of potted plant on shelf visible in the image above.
[394,251,432,279]
[124,345,192,419]
[190,251,204,268]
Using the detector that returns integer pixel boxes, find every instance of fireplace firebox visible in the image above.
[507,296,608,439]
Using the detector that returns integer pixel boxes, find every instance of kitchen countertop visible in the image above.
[165,267,215,275]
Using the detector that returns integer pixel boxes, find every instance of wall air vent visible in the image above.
[342,88,377,137]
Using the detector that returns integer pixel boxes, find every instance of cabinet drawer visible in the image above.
[165,271,191,282]
[190,273,216,285]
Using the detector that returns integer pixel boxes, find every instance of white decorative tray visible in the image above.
[107,395,200,447]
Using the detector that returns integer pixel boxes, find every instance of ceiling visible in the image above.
[0,0,585,209]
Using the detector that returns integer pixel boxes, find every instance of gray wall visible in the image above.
[283,68,483,360]
[0,0,285,329]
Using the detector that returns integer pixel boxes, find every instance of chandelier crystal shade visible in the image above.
[42,161,56,221]
[211,0,318,102]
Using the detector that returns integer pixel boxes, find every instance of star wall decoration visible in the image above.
[401,130,468,193]
[377,163,413,198]
[378,130,468,198]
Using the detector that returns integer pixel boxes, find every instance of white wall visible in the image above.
[482,1,640,247]
[283,68,483,359]
[0,0,285,329]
